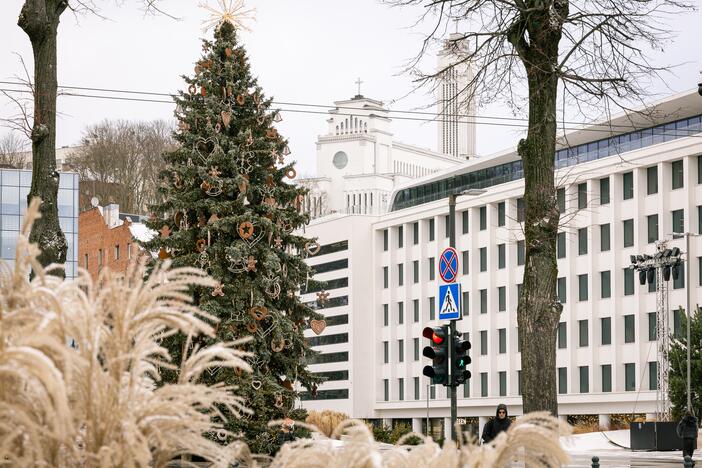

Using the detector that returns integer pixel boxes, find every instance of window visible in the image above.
[578,274,588,301]
[480,330,488,355]
[444,215,450,238]
[462,210,469,234]
[98,249,103,267]
[600,224,611,251]
[558,367,567,394]
[384,379,389,401]
[648,312,657,341]
[462,251,469,274]
[674,261,685,289]
[517,198,525,222]
[578,228,588,255]
[383,341,389,363]
[497,202,506,226]
[623,171,634,200]
[579,320,589,347]
[624,314,635,343]
[579,366,589,393]
[558,322,567,349]
[397,302,404,324]
[517,370,522,396]
[430,385,436,399]
[625,363,636,391]
[414,338,419,360]
[480,373,488,397]
[674,308,682,337]
[624,268,634,295]
[414,377,420,400]
[429,218,435,241]
[398,340,404,363]
[479,206,487,230]
[114,244,120,260]
[600,177,610,205]
[479,247,487,272]
[699,206,702,234]
[413,299,419,322]
[428,258,435,281]
[672,160,684,189]
[557,188,565,213]
[462,291,469,315]
[517,284,522,303]
[127,243,132,259]
[649,362,658,390]
[602,364,612,392]
[601,317,612,345]
[464,380,470,398]
[699,155,702,184]
[498,328,506,353]
[672,209,685,237]
[647,166,658,194]
[383,304,388,326]
[578,183,587,209]
[647,214,659,243]
[398,225,404,248]
[498,244,505,269]
[600,271,611,298]
[383,230,388,251]
[84,253,88,269]
[557,277,566,304]
[498,286,506,311]
[383,266,388,288]
[517,240,525,265]
[623,219,634,247]
[397,263,404,286]
[499,371,507,397]
[700,257,702,286]
[557,232,566,258]
[413,222,419,244]
[480,289,487,314]
[413,260,419,283]
[429,297,435,320]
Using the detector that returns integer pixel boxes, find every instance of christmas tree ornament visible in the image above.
[211,283,225,296]
[198,214,207,227]
[209,166,222,177]
[242,195,251,206]
[196,239,207,253]
[200,0,256,33]
[157,247,171,260]
[265,128,278,139]
[214,122,222,133]
[245,255,257,272]
[238,221,254,239]
[273,236,283,248]
[174,210,189,230]
[226,253,248,273]
[189,84,197,95]
[265,277,281,298]
[208,213,220,224]
[236,93,246,105]
[282,145,291,156]
[235,151,254,174]
[249,305,268,321]
[316,290,330,306]
[271,339,285,352]
[251,380,262,390]
[173,172,183,188]
[252,91,261,105]
[221,110,232,128]
[216,430,228,442]
[257,322,275,338]
[263,197,276,207]
[273,393,284,408]
[245,130,254,146]
[159,225,171,239]
[273,111,283,123]
[201,86,207,97]
[197,251,211,271]
[194,137,217,162]
[246,322,258,333]
[304,240,321,256]
[310,319,327,335]
[256,113,266,125]
[225,46,233,57]
[178,120,190,132]
[227,85,233,97]
[282,379,293,391]
[284,167,297,179]
[194,64,202,74]
[205,178,224,197]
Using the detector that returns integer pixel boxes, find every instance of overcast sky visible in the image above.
[1,0,701,176]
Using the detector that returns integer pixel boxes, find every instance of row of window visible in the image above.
[391,114,702,211]
[382,361,657,402]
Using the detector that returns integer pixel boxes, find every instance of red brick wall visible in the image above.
[78,208,141,280]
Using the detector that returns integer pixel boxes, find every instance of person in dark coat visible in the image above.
[481,403,512,444]
[677,412,698,462]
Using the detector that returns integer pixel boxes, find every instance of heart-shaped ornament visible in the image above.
[251,380,262,390]
[221,111,232,128]
[310,319,326,335]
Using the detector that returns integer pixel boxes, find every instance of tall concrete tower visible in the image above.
[436,33,476,160]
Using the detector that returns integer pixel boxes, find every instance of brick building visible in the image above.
[78,203,154,280]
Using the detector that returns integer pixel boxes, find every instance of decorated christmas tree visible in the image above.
[143,5,325,454]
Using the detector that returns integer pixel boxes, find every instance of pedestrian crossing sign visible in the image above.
[438,283,462,320]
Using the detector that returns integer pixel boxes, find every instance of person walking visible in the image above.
[677,412,698,464]
[481,403,512,444]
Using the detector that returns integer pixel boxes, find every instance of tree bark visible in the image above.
[18,0,68,276]
[516,10,564,416]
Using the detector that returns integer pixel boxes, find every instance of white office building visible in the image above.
[300,89,702,440]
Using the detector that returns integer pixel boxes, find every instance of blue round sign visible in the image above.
[439,247,459,283]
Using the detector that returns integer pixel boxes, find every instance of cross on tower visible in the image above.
[355,77,363,96]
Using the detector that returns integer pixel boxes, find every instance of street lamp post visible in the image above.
[447,188,485,441]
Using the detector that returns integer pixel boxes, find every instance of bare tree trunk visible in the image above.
[515,20,563,416]
[18,0,68,276]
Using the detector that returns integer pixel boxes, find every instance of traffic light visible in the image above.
[453,334,472,385]
[422,326,449,385]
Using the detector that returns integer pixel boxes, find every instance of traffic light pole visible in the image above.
[448,194,458,442]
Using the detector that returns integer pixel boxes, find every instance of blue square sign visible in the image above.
[438,283,462,320]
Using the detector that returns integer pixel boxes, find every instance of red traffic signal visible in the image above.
[422,326,449,385]
[422,326,447,345]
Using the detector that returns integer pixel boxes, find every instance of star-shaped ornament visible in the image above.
[209,166,222,178]
[211,283,225,296]
[160,225,171,239]
[316,290,330,305]
[200,0,256,32]
[246,255,257,272]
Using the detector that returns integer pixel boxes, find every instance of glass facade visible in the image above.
[391,114,702,211]
[0,169,79,277]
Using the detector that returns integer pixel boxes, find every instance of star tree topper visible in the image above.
[199,0,256,32]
